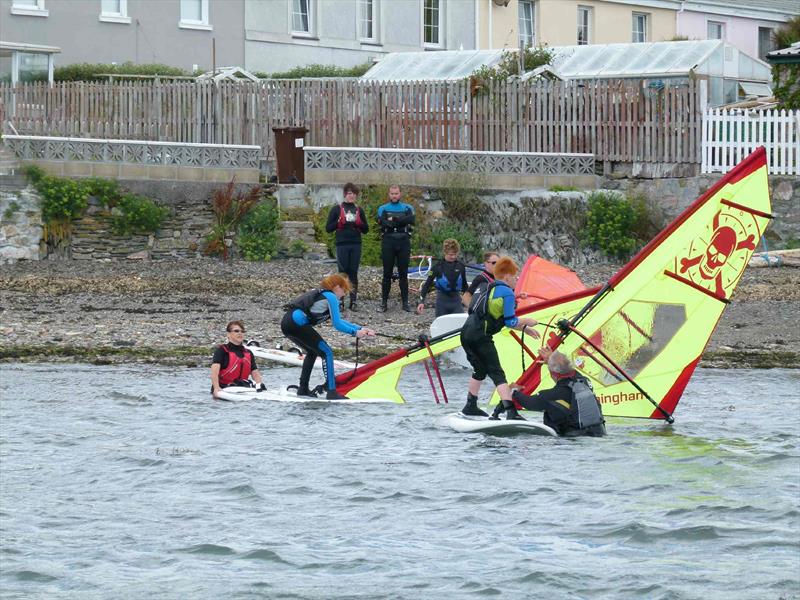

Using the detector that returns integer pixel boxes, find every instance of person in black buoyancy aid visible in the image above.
[461,250,499,312]
[417,238,468,317]
[325,182,369,311]
[210,320,266,398]
[377,184,415,313]
[459,257,541,418]
[281,273,376,400]
[509,347,606,436]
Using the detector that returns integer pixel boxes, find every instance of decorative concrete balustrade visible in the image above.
[304,147,596,189]
[3,135,261,182]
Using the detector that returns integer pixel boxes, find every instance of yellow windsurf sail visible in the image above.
[337,148,772,420]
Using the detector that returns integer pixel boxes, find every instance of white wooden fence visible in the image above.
[702,108,800,175]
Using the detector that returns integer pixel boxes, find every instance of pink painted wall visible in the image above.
[677,10,781,59]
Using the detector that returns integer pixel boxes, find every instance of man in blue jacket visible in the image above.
[377,185,415,312]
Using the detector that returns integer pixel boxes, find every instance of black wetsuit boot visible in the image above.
[461,393,488,417]
[503,399,525,420]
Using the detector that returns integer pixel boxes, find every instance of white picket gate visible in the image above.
[702,108,799,175]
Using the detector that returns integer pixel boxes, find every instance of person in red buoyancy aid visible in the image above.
[210,320,265,398]
[325,182,368,311]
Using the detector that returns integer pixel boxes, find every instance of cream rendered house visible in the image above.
[478,0,680,50]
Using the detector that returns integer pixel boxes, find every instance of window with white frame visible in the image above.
[291,0,314,36]
[359,0,377,43]
[518,0,534,48]
[11,0,48,17]
[423,0,442,48]
[180,0,210,30]
[100,0,130,23]
[707,20,725,40]
[577,6,591,45]
[632,12,648,43]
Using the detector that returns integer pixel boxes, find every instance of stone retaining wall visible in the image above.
[0,186,43,263]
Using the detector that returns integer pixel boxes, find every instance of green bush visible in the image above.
[583,191,638,259]
[83,177,122,207]
[440,170,487,223]
[21,165,46,185]
[54,62,189,82]
[417,220,483,263]
[36,176,90,224]
[111,193,169,235]
[265,61,373,79]
[3,200,20,220]
[470,45,554,95]
[237,198,281,261]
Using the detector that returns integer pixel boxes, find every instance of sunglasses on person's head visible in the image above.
[229,328,244,333]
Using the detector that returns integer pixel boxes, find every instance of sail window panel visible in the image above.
[575,301,687,387]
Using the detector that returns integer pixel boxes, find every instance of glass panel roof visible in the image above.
[362,40,769,82]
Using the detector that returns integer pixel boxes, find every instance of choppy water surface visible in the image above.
[1,364,798,599]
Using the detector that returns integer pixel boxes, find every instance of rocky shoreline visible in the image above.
[1,257,798,369]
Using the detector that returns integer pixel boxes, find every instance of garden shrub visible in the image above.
[55,62,189,82]
[36,175,90,224]
[111,193,170,235]
[237,197,281,261]
[583,191,639,259]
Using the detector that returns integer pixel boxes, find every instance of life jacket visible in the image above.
[565,375,605,431]
[337,203,363,230]
[285,288,330,325]
[218,345,253,386]
[471,281,515,336]
[434,261,464,294]
[467,272,494,314]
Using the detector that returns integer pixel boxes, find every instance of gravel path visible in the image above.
[1,257,798,367]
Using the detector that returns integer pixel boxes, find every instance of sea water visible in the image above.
[0,364,798,600]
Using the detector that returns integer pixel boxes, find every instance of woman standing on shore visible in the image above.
[325,182,368,311]
[281,273,375,400]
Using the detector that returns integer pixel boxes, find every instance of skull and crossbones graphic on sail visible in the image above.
[676,206,760,299]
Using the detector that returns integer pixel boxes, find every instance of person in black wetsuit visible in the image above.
[507,347,606,436]
[461,250,499,312]
[281,273,376,400]
[325,182,368,311]
[377,184,415,313]
[416,238,468,317]
[459,257,540,417]
[210,320,266,398]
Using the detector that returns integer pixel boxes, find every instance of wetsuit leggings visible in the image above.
[435,291,464,317]
[460,327,506,386]
[381,236,411,304]
[336,243,361,303]
[280,312,336,392]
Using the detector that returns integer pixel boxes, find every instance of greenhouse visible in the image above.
[362,40,772,106]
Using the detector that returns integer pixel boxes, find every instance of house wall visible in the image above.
[677,10,784,59]
[244,0,478,74]
[536,0,677,46]
[0,0,244,71]
[476,0,519,50]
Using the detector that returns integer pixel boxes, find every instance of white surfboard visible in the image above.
[245,342,356,371]
[215,385,397,404]
[442,412,558,436]
[429,313,470,368]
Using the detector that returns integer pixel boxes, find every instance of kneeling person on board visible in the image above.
[460,256,540,418]
[281,273,376,400]
[210,321,266,399]
[508,348,606,436]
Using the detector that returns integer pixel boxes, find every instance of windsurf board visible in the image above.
[245,342,356,371]
[443,412,557,436]
[215,385,396,404]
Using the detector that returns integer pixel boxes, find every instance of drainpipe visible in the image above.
[487,0,492,49]
[475,0,480,49]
